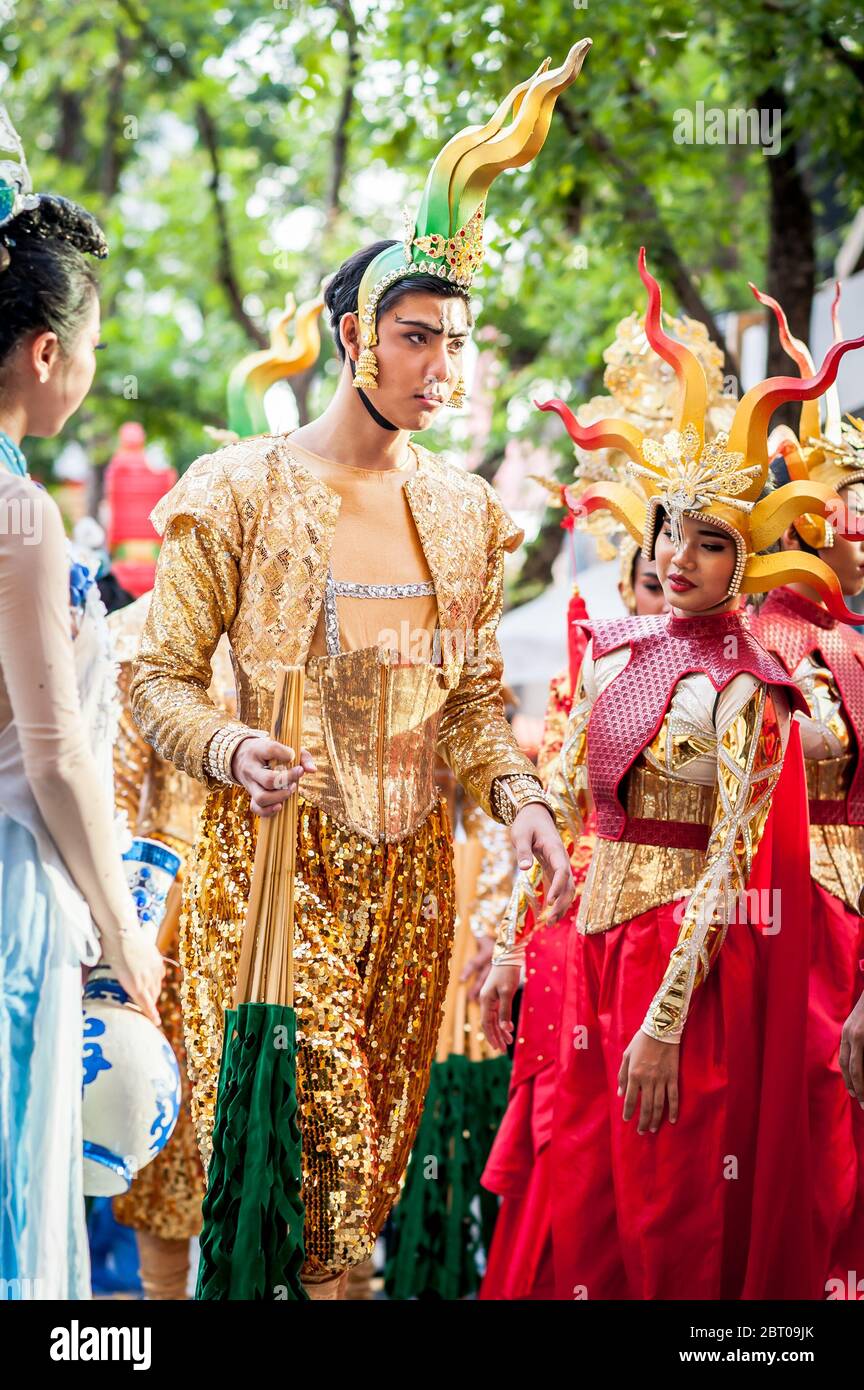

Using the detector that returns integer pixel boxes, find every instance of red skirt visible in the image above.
[480,918,568,1301]
[808,882,864,1293]
[550,901,804,1299]
[549,726,818,1300]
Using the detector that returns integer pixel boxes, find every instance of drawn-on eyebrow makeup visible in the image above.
[394,316,467,338]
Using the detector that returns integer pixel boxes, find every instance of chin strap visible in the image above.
[350,358,398,431]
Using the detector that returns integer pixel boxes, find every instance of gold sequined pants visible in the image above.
[180,788,456,1279]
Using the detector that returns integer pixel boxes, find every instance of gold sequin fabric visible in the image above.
[809,823,864,914]
[436,800,516,1062]
[131,436,534,817]
[180,787,455,1278]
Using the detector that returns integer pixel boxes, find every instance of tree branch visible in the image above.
[114,0,267,347]
[100,30,134,199]
[820,29,864,90]
[558,95,740,380]
[758,85,814,428]
[327,0,360,224]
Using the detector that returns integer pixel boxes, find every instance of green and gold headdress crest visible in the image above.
[353,39,591,389]
[205,292,325,445]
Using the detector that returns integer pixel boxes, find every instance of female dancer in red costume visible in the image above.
[481,308,736,1300]
[482,249,864,1299]
[748,284,864,1294]
[480,550,666,1301]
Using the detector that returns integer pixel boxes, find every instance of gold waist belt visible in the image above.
[300,648,450,842]
[577,762,715,932]
[624,762,717,827]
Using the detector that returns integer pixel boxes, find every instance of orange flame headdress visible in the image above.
[750,280,864,549]
[537,249,864,621]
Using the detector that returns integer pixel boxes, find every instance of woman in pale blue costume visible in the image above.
[0,109,163,1299]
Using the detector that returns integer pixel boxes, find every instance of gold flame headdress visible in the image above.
[750,281,864,549]
[353,40,591,389]
[205,293,325,445]
[537,249,864,621]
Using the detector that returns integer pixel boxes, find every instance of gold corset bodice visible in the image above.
[805,751,853,803]
[803,753,864,912]
[624,761,717,830]
[299,647,451,842]
[577,756,715,933]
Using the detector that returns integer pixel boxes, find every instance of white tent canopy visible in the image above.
[499,558,624,717]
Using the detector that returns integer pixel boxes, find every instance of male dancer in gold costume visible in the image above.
[111,295,323,1298]
[130,45,588,1296]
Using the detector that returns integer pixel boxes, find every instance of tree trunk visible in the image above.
[760,86,815,431]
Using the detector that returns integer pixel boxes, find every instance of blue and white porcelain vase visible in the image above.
[81,837,183,1197]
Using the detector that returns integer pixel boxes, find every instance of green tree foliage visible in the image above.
[2,1,862,591]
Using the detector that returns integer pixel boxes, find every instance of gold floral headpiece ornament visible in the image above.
[352,39,592,390]
[536,248,864,622]
[750,280,864,549]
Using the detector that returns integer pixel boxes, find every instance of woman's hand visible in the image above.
[840,990,864,1106]
[480,962,521,1052]
[231,737,316,818]
[102,932,165,1028]
[618,1028,680,1134]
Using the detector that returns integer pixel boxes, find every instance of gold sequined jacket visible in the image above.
[501,642,788,1042]
[129,436,535,842]
[110,593,236,851]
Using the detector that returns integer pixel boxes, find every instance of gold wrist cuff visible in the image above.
[490,773,553,826]
[205,724,265,785]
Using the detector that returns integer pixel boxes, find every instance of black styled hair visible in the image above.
[324,239,472,362]
[0,194,108,377]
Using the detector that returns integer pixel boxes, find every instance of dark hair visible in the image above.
[324,239,472,361]
[0,194,108,376]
